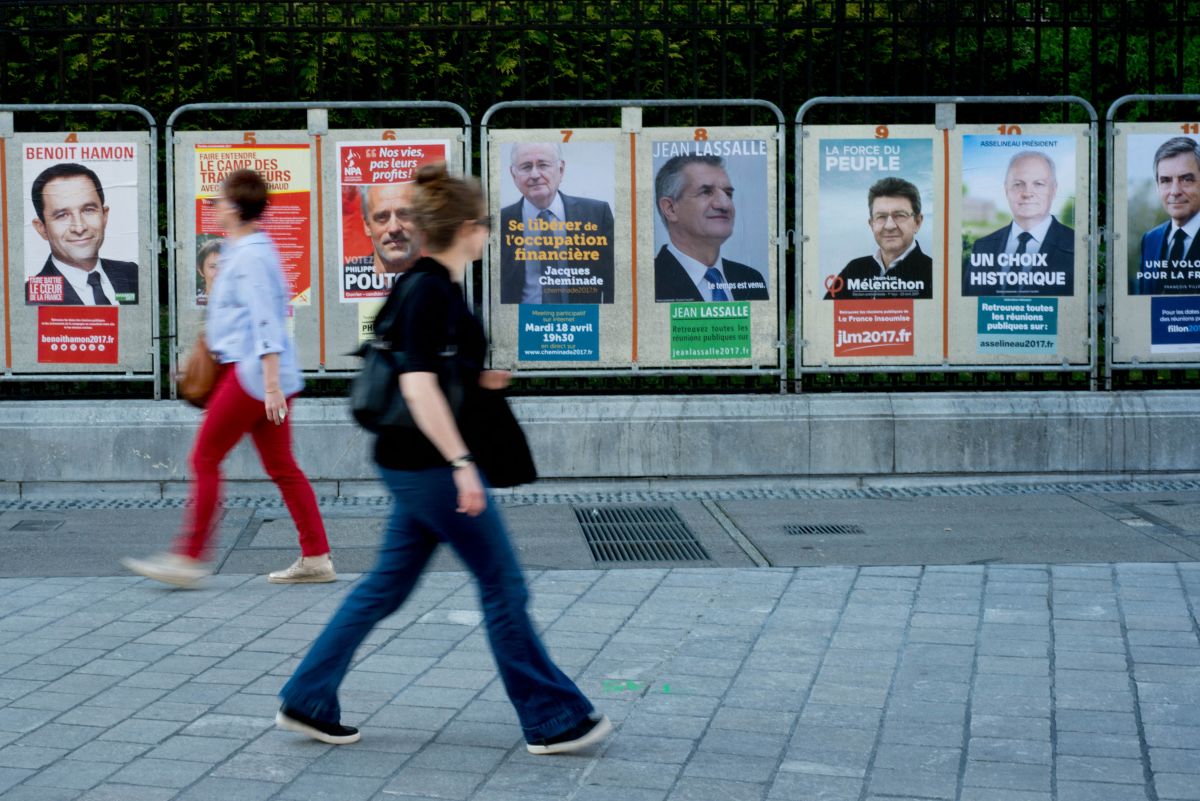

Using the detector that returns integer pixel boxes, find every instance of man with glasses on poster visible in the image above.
[499,142,614,305]
[964,150,1074,296]
[824,177,932,300]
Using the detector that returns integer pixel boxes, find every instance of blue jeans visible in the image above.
[280,465,594,742]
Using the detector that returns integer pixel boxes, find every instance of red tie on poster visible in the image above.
[37,306,119,364]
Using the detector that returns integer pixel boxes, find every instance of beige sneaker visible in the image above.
[268,553,336,584]
[121,552,210,589]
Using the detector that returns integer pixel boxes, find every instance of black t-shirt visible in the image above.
[372,257,487,470]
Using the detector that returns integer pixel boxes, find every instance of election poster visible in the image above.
[1151,297,1200,353]
[194,143,312,305]
[194,235,221,306]
[651,139,770,304]
[1123,133,1200,296]
[800,125,940,367]
[833,300,915,357]
[961,135,1077,298]
[976,297,1058,354]
[817,138,934,302]
[336,140,448,302]
[518,306,600,361]
[36,306,118,364]
[22,142,141,307]
[669,302,751,360]
[496,140,616,305]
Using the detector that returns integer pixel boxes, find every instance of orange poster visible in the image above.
[833,299,915,357]
[194,144,312,305]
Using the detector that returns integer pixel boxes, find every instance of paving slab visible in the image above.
[0,482,1198,799]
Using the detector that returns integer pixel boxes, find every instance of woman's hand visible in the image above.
[265,388,288,425]
[453,463,486,516]
[479,370,511,390]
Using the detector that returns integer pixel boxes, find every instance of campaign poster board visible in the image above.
[3,131,154,373]
[947,125,1090,366]
[485,129,628,368]
[173,130,319,371]
[636,126,779,369]
[1110,123,1200,364]
[320,128,464,370]
[800,125,942,366]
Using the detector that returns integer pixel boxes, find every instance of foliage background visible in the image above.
[3,1,1197,128]
[2,0,1198,394]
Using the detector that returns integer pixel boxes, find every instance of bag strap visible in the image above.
[374,271,424,343]
[361,270,464,366]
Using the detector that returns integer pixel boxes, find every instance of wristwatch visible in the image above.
[449,454,475,469]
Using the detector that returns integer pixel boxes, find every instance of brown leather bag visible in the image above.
[177,330,219,409]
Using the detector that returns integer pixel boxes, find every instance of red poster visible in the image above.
[337,141,449,301]
[833,299,914,357]
[37,306,119,364]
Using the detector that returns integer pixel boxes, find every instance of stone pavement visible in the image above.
[0,559,1198,801]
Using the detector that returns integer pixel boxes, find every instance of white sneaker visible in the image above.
[268,553,336,584]
[121,552,210,589]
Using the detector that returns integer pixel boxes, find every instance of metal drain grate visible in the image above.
[785,524,865,536]
[10,520,63,532]
[574,505,710,563]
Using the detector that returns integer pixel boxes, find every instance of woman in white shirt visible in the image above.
[123,169,333,588]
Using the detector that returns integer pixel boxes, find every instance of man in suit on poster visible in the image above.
[25,162,138,305]
[963,150,1074,296]
[1135,136,1200,294]
[824,177,932,300]
[499,142,614,304]
[653,154,768,302]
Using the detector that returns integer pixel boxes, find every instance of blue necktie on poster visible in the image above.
[704,267,729,301]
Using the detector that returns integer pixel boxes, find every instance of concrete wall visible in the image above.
[0,391,1194,496]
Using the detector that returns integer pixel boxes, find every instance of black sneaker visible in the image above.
[275,705,360,745]
[526,713,612,755]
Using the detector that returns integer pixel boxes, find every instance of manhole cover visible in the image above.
[10,520,64,532]
[784,524,865,536]
[574,505,710,563]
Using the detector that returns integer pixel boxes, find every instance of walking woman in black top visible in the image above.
[277,163,611,755]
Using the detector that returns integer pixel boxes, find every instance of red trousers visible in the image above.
[175,365,330,561]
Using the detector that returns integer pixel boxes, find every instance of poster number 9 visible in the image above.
[874,125,889,140]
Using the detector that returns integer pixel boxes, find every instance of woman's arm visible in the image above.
[262,352,287,424]
[400,372,485,516]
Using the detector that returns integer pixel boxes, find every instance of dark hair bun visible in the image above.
[415,162,449,185]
